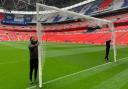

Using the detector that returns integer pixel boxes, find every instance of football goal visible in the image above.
[36,3,116,88]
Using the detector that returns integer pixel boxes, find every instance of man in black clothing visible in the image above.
[29,36,39,84]
[105,40,111,62]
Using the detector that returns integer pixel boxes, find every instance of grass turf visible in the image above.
[0,41,128,89]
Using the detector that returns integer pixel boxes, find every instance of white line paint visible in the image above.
[26,57,128,89]
[26,86,36,89]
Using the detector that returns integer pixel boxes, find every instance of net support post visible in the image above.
[36,3,43,88]
[109,22,117,63]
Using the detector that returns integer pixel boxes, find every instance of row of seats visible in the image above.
[1,29,128,45]
[98,0,113,11]
[0,31,36,41]
[72,0,128,15]
[44,0,126,23]
[0,0,127,24]
[44,12,128,31]
[38,0,128,23]
[44,32,128,45]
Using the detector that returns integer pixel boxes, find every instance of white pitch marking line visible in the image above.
[26,57,128,89]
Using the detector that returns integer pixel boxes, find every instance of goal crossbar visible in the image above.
[36,3,111,23]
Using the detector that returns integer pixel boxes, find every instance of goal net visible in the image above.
[36,3,116,88]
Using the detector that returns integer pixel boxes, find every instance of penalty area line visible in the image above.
[26,57,128,89]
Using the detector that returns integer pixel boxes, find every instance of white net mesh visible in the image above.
[36,3,116,88]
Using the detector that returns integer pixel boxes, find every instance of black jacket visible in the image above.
[29,41,38,59]
[106,41,110,49]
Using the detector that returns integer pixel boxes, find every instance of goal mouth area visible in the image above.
[36,3,116,88]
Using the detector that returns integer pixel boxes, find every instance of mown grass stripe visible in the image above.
[26,57,128,89]
[92,68,128,89]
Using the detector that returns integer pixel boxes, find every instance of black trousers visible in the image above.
[105,48,110,61]
[30,58,38,81]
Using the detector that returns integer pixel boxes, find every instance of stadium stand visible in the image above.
[98,0,113,11]
[0,0,128,45]
[122,0,128,8]
[109,0,124,10]
[1,0,128,24]
[1,24,128,45]
[85,0,104,15]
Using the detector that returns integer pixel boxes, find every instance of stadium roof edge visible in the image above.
[0,9,36,14]
[62,0,95,10]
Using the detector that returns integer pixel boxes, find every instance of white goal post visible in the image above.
[36,3,117,88]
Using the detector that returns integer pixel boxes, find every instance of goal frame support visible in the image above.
[108,23,117,62]
[36,3,117,88]
[36,4,43,88]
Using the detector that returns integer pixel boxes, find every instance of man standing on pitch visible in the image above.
[29,36,39,84]
[105,40,111,62]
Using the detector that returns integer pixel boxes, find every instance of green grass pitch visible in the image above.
[0,41,128,89]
